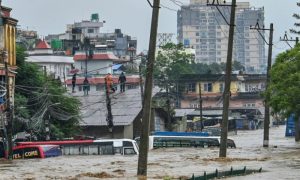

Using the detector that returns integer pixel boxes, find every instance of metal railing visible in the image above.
[188,166,263,180]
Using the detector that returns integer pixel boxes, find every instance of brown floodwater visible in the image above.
[0,125,299,180]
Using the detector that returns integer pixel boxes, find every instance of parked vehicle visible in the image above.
[135,136,236,150]
[16,139,139,155]
[12,145,61,159]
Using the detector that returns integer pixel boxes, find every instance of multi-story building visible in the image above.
[178,73,266,118]
[26,39,74,83]
[45,14,137,58]
[177,0,266,74]
[0,3,18,110]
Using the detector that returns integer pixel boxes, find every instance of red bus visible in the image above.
[12,145,62,159]
[16,139,139,155]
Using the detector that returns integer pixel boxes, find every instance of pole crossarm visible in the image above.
[280,31,299,48]
[147,0,160,8]
[250,20,272,45]
[207,1,236,27]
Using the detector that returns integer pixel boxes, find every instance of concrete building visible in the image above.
[177,0,266,74]
[0,2,18,111]
[26,39,74,82]
[45,14,137,59]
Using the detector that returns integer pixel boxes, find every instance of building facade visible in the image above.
[177,0,266,74]
[178,74,266,118]
[0,3,18,111]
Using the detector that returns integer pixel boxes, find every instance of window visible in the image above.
[204,83,212,92]
[88,29,94,33]
[186,83,196,92]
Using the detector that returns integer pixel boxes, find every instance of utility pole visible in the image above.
[139,64,144,106]
[4,51,13,160]
[208,0,237,158]
[280,31,299,48]
[198,83,203,131]
[250,22,273,148]
[137,0,160,176]
[105,79,113,137]
[166,82,171,131]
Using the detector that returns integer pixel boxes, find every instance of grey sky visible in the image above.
[3,0,299,55]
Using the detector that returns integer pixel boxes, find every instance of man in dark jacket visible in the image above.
[118,72,126,92]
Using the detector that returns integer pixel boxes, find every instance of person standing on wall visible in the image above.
[105,73,115,93]
[118,72,126,93]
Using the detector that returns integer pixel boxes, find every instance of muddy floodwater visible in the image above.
[1,125,300,180]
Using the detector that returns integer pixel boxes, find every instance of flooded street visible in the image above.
[1,125,300,180]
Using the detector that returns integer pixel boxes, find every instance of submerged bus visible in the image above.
[16,139,139,155]
[12,145,61,159]
[135,136,236,150]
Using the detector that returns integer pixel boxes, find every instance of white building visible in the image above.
[26,39,74,82]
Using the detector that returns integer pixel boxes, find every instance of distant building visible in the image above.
[45,14,137,59]
[73,50,124,75]
[26,39,74,82]
[16,29,38,50]
[179,74,266,110]
[177,0,266,73]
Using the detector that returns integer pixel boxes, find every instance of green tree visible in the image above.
[266,44,300,141]
[154,43,194,84]
[14,46,81,139]
[290,2,300,35]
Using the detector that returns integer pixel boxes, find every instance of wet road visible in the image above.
[0,125,299,180]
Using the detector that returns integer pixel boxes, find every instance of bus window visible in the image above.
[123,141,134,147]
[124,148,136,155]
[69,146,80,155]
[99,145,113,155]
[63,146,70,155]
[114,147,122,155]
[89,145,99,155]
[22,147,40,159]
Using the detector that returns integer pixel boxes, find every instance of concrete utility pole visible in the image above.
[198,83,203,131]
[280,31,299,48]
[166,83,171,131]
[208,0,237,158]
[139,64,144,106]
[137,0,160,176]
[105,79,113,137]
[264,24,273,148]
[250,22,273,148]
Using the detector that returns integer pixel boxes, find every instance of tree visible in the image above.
[15,46,81,139]
[290,2,300,35]
[154,43,194,84]
[153,43,194,129]
[266,44,300,141]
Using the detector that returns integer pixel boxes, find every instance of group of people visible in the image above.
[104,72,126,93]
[71,72,126,95]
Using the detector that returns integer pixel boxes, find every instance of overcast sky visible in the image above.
[3,0,299,56]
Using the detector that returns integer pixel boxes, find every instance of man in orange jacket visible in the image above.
[104,73,115,93]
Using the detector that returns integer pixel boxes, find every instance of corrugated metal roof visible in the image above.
[74,87,159,126]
